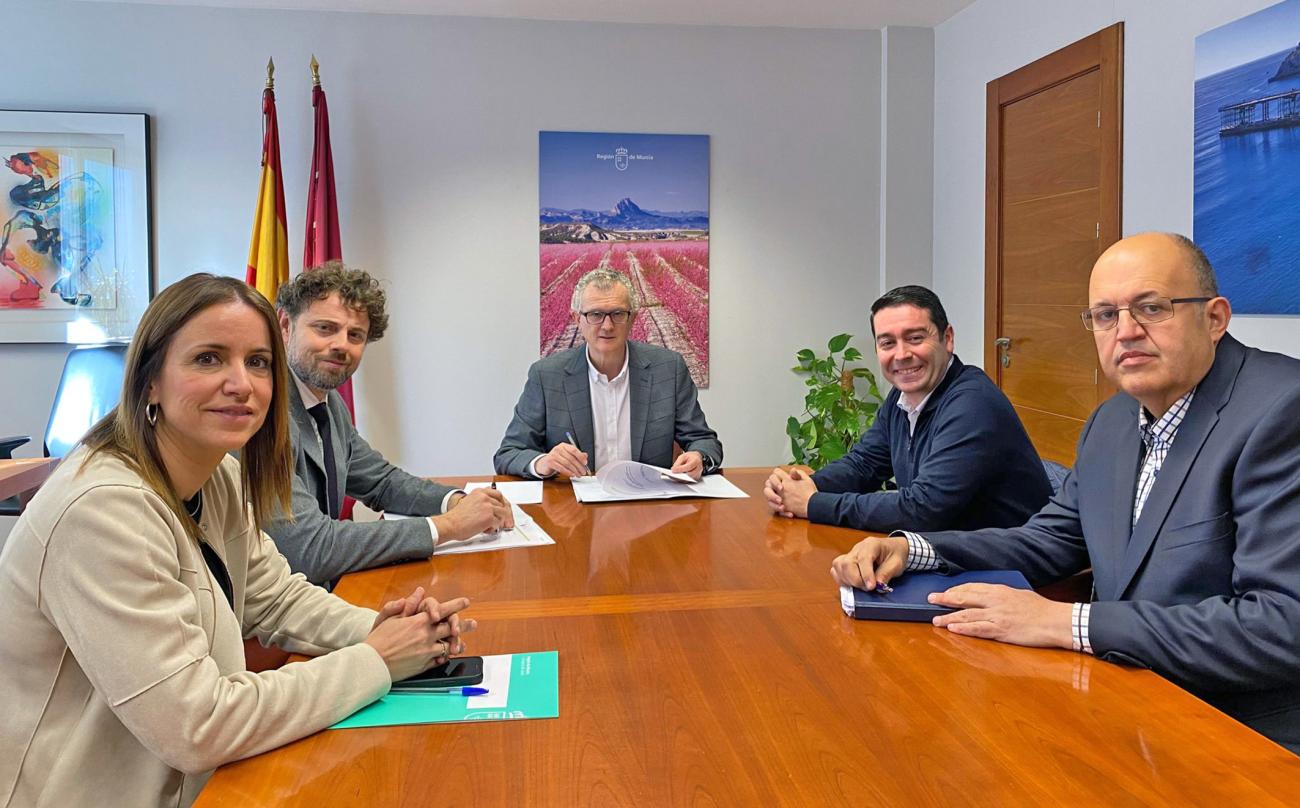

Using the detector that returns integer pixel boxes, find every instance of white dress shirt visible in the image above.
[588,348,633,472]
[528,348,633,478]
[292,373,455,543]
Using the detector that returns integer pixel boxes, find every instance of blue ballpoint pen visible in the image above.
[393,686,489,696]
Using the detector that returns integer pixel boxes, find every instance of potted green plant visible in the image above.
[786,333,885,470]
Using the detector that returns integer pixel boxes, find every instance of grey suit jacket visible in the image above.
[494,341,722,477]
[264,383,458,586]
[923,335,1300,750]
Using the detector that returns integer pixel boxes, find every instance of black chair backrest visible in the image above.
[43,343,128,458]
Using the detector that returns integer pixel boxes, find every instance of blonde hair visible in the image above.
[81,273,293,541]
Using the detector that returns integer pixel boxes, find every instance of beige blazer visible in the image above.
[0,449,392,808]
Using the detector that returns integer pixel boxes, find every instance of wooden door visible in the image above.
[985,24,1123,465]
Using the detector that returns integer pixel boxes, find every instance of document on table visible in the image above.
[331,651,560,729]
[571,460,748,502]
[385,503,555,554]
[464,480,543,504]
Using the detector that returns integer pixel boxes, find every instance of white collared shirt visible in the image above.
[291,371,454,543]
[588,348,633,471]
[895,357,954,436]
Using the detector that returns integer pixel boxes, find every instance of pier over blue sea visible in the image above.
[1195,49,1300,315]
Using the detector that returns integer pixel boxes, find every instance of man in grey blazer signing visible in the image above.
[832,233,1300,752]
[496,268,722,480]
[267,264,512,586]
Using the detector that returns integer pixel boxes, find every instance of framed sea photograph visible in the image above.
[539,131,710,386]
[0,110,151,342]
[1194,1,1300,314]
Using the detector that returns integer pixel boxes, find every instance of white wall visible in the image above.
[880,26,935,292]
[3,1,892,539]
[933,0,1300,365]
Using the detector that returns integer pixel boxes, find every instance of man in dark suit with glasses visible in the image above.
[495,268,721,480]
[831,232,1300,753]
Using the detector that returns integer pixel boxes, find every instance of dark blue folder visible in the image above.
[839,570,1032,622]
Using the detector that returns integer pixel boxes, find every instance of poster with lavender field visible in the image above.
[1195,0,1300,313]
[539,131,710,386]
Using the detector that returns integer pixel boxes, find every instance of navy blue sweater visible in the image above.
[808,356,1051,533]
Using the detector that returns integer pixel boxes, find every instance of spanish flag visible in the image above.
[246,60,289,301]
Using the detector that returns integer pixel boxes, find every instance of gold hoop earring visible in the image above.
[146,403,159,427]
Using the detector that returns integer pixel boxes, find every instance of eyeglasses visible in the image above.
[1080,297,1212,331]
[580,309,631,325]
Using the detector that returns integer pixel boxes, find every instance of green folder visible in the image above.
[331,651,559,730]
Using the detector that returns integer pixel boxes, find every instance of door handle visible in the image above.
[995,337,1012,368]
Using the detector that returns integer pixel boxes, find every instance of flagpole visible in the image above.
[246,56,289,300]
[302,54,355,517]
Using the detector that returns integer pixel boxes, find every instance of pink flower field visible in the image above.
[539,240,710,386]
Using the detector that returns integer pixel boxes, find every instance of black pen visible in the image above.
[565,431,592,476]
[490,477,513,532]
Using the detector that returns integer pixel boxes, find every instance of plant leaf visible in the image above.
[828,333,851,354]
[821,434,848,462]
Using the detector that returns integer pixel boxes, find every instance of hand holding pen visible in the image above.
[535,430,591,478]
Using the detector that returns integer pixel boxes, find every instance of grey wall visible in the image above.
[3,1,898,540]
[933,0,1300,366]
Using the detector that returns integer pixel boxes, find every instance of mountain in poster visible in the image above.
[540,197,709,231]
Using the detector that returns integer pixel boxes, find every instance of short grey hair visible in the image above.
[571,268,639,313]
[1164,233,1220,297]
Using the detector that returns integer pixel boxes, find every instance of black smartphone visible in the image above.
[391,656,484,690]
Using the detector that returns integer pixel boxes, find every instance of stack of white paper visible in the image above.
[386,503,555,555]
[571,460,749,503]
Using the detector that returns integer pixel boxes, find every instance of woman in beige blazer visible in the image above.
[0,274,475,808]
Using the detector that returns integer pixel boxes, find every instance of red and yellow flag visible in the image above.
[246,65,289,302]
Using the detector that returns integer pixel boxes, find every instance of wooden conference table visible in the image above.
[0,457,57,505]
[197,469,1299,806]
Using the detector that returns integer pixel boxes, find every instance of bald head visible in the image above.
[1093,232,1217,297]
[1088,233,1231,417]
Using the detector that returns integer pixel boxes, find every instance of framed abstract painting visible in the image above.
[0,110,151,342]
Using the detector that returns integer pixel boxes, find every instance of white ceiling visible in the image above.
[77,0,975,30]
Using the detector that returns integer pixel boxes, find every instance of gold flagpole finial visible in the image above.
[266,57,275,90]
[310,54,321,87]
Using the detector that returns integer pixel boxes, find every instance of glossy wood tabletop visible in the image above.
[197,469,1300,806]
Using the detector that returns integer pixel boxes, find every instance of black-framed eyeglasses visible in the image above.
[1080,297,1212,331]
[580,310,631,325]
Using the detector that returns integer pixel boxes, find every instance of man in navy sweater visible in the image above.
[765,285,1051,533]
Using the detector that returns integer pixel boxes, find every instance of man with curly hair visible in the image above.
[268,262,511,586]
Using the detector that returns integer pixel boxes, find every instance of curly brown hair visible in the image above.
[274,261,390,341]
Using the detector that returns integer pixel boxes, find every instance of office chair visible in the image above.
[0,343,128,515]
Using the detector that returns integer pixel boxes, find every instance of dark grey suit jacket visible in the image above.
[923,335,1300,750]
[494,341,722,477]
[264,382,458,586]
